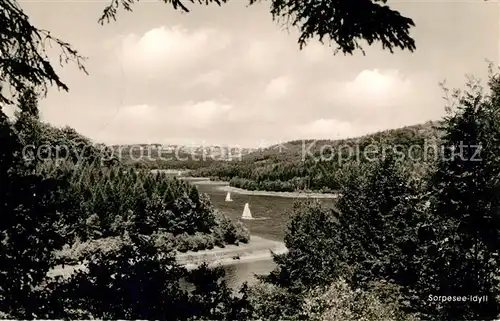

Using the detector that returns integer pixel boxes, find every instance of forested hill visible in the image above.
[191,121,443,193]
[114,144,257,169]
[8,106,250,256]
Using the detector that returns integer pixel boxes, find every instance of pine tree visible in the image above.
[13,88,42,149]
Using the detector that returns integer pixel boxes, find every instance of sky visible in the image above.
[10,0,500,148]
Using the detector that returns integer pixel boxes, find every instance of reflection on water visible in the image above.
[223,257,276,290]
[180,258,276,292]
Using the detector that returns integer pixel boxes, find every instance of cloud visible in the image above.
[105,101,233,131]
[77,68,441,146]
[93,28,445,145]
[344,69,412,106]
[265,76,292,99]
[29,0,491,147]
[311,69,443,129]
[119,26,231,76]
[114,104,163,128]
[301,41,331,63]
[89,104,164,141]
[296,118,356,139]
[244,40,285,73]
[179,100,233,128]
[191,70,225,87]
[50,100,235,145]
[320,69,412,108]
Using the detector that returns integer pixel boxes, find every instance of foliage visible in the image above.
[265,154,425,292]
[35,160,250,263]
[265,200,345,289]
[43,234,252,320]
[0,96,74,318]
[100,0,416,55]
[403,68,500,320]
[44,233,188,319]
[301,279,419,321]
[248,282,304,320]
[8,105,250,256]
[0,0,86,104]
[248,279,418,321]
[261,67,500,321]
[335,153,425,289]
[52,165,249,249]
[4,7,500,316]
[0,90,251,318]
[185,263,253,320]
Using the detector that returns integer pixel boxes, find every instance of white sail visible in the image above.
[177,171,182,176]
[242,203,253,220]
[225,192,232,202]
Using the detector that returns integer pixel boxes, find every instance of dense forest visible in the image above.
[12,93,250,257]
[3,70,500,320]
[191,120,442,192]
[1,89,257,319]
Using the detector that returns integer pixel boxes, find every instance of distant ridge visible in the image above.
[113,120,443,173]
[190,120,444,194]
[111,144,257,161]
[242,120,443,162]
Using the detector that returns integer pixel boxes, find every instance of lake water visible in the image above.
[161,172,336,289]
[179,258,276,293]
[223,258,277,290]
[186,179,284,289]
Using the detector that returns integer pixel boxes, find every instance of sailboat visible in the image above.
[241,203,253,220]
[177,171,182,176]
[225,192,232,202]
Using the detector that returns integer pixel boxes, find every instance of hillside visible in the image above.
[10,117,251,256]
[191,121,443,193]
[247,120,441,161]
[113,144,257,169]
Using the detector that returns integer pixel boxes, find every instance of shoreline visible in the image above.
[181,176,339,198]
[180,177,223,183]
[47,235,287,278]
[151,169,193,174]
[217,184,339,199]
[177,235,287,269]
[183,250,284,270]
